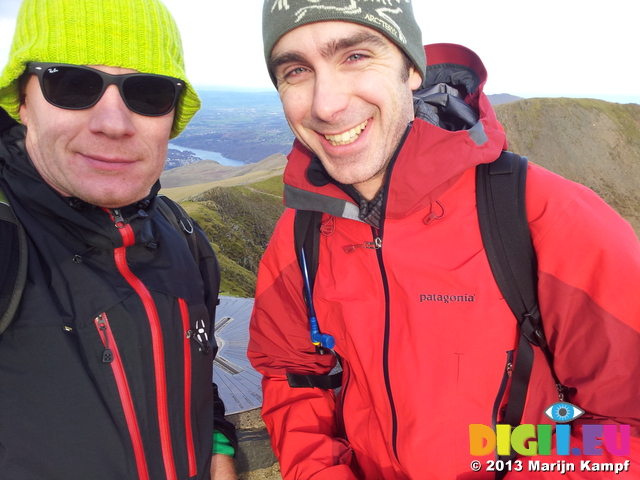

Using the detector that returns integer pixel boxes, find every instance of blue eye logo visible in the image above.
[544,402,585,423]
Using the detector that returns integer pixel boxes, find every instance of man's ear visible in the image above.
[18,79,31,126]
[19,102,29,126]
[409,66,422,91]
[18,73,32,126]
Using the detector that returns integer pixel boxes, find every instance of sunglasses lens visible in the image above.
[34,64,179,116]
[42,66,103,108]
[123,76,177,115]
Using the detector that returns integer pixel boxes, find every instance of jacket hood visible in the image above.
[282,43,508,221]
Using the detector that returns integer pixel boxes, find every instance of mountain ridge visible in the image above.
[161,97,639,297]
[163,97,639,235]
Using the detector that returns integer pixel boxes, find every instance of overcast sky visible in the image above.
[1,0,638,103]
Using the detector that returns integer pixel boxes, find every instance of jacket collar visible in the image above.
[0,109,159,251]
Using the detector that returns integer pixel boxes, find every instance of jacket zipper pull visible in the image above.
[111,209,126,229]
[498,361,514,421]
[97,315,114,363]
[343,236,382,254]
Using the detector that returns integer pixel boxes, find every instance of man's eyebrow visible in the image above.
[268,32,389,73]
[268,52,307,74]
[320,32,388,58]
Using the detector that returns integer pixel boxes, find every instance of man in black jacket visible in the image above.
[0,0,237,478]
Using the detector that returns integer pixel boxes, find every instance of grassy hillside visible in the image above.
[160,153,287,201]
[495,98,640,233]
[169,176,285,297]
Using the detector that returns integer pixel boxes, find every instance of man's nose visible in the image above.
[310,69,350,123]
[87,85,135,137]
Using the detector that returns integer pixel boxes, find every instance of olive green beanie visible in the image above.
[262,0,426,85]
[0,0,200,139]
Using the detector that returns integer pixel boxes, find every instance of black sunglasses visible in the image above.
[26,63,184,116]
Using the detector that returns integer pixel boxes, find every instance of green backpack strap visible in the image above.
[0,186,28,335]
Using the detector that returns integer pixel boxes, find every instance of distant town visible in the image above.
[166,90,294,168]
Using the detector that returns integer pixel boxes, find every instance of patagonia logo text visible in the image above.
[420,294,476,304]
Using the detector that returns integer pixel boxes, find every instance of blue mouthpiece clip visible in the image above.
[300,248,335,350]
[311,326,336,350]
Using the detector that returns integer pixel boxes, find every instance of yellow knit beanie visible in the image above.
[0,0,200,139]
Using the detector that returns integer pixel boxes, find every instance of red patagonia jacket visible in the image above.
[248,44,640,479]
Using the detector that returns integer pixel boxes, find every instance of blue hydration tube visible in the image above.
[300,248,335,350]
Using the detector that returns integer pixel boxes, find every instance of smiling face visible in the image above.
[270,21,422,200]
[19,65,174,209]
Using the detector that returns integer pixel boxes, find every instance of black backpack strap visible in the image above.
[286,371,343,389]
[290,209,343,389]
[157,194,199,263]
[477,152,540,345]
[157,194,222,343]
[476,151,567,478]
[0,186,28,335]
[294,209,322,291]
[477,151,539,425]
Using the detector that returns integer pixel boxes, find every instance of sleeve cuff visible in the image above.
[213,429,236,457]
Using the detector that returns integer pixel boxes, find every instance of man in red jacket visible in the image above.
[249,1,640,479]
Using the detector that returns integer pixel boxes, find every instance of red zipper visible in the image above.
[108,209,178,480]
[95,314,150,480]
[180,298,197,476]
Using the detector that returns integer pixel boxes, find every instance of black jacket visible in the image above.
[0,109,237,479]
